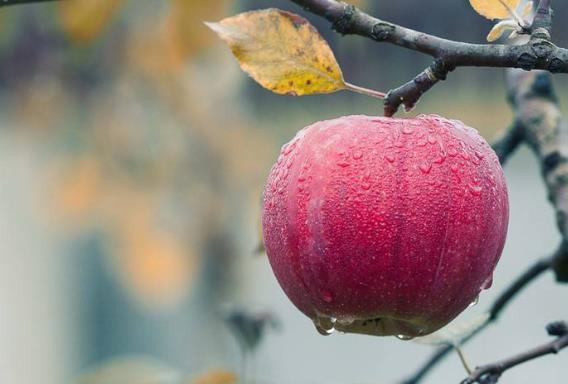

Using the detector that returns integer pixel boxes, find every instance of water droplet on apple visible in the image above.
[427,135,437,144]
[361,182,371,190]
[353,150,363,160]
[468,295,480,307]
[481,275,493,290]
[313,315,336,336]
[282,142,296,156]
[434,156,445,164]
[402,125,414,134]
[314,322,335,336]
[396,334,414,340]
[419,162,432,174]
[469,185,482,196]
[337,161,350,168]
[320,289,334,303]
[475,150,485,160]
[385,154,396,163]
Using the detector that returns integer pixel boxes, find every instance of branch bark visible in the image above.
[461,321,568,384]
[289,0,563,116]
[504,69,568,282]
[0,0,60,6]
[401,67,568,382]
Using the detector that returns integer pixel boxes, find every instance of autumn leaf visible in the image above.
[191,370,237,384]
[76,356,181,384]
[205,9,344,96]
[469,0,521,20]
[110,206,198,309]
[58,0,122,44]
[484,1,534,42]
[57,156,103,219]
[486,19,518,42]
[206,9,384,98]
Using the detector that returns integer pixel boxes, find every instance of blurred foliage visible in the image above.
[58,0,122,43]
[3,0,568,381]
[0,0,275,313]
[76,356,181,384]
[75,355,236,384]
[192,370,237,384]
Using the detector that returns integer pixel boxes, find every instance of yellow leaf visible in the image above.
[58,0,122,44]
[469,0,520,20]
[191,370,237,384]
[206,9,345,96]
[77,356,180,384]
[486,19,517,42]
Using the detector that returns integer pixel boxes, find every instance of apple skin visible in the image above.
[262,115,509,338]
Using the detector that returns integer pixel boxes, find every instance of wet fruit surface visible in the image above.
[262,115,509,337]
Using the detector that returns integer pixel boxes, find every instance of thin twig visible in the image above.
[505,70,568,280]
[0,0,60,7]
[491,122,524,165]
[400,63,568,382]
[384,60,453,116]
[461,321,568,384]
[400,255,554,384]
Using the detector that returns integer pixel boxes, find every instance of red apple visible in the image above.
[262,115,508,338]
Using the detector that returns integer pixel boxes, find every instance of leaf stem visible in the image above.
[344,81,386,99]
[455,345,474,374]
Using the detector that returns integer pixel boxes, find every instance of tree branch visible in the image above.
[504,69,568,282]
[491,122,523,165]
[402,66,568,383]
[289,0,564,115]
[400,254,554,384]
[461,321,568,384]
[533,0,553,39]
[0,0,60,7]
[384,60,454,116]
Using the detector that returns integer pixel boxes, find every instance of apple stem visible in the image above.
[455,345,474,374]
[344,81,387,99]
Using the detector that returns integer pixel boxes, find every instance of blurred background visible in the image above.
[0,0,567,383]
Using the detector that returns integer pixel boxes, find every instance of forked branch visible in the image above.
[401,253,555,384]
[289,0,561,115]
[462,321,568,384]
[402,67,568,382]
